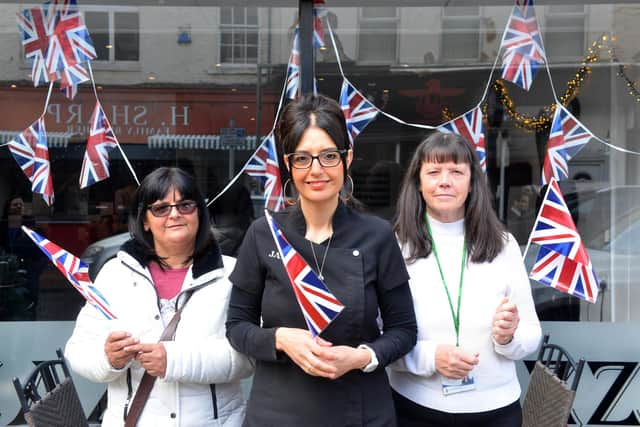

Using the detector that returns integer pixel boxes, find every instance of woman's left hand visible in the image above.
[492,298,520,345]
[318,344,371,379]
[135,343,167,377]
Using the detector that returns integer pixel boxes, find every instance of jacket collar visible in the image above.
[277,200,349,237]
[118,239,225,290]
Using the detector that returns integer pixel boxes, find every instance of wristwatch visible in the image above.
[358,344,379,373]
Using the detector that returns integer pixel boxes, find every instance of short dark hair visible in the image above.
[128,167,213,266]
[394,131,506,263]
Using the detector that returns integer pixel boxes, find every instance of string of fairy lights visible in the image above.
[443,33,638,132]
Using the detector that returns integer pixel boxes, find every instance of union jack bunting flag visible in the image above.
[500,0,546,90]
[245,134,285,211]
[541,103,593,185]
[80,102,118,189]
[529,178,589,265]
[8,118,54,206]
[16,2,58,86]
[501,49,543,92]
[313,7,325,48]
[22,226,118,318]
[530,246,599,303]
[285,30,300,100]
[59,62,90,100]
[264,210,345,336]
[437,106,487,172]
[340,78,378,146]
[45,0,96,79]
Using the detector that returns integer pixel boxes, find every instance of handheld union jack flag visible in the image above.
[285,30,301,100]
[45,0,96,80]
[530,178,589,264]
[264,210,345,336]
[500,0,546,90]
[340,78,379,146]
[8,118,54,206]
[80,101,118,189]
[530,246,599,304]
[541,103,593,185]
[245,134,285,211]
[22,226,118,318]
[437,106,487,172]
[16,2,58,86]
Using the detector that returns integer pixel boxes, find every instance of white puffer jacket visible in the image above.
[65,240,254,427]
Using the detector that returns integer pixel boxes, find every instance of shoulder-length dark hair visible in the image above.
[394,131,506,264]
[128,167,213,266]
[276,94,356,204]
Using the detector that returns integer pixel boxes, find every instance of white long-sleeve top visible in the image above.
[388,216,541,413]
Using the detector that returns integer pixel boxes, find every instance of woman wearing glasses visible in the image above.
[66,167,253,427]
[226,94,417,426]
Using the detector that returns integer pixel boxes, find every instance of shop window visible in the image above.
[544,5,586,62]
[441,6,481,62]
[357,7,398,64]
[219,6,259,65]
[85,10,140,62]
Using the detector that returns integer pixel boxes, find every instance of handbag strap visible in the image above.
[124,291,192,427]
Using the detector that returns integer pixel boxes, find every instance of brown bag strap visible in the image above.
[124,291,192,427]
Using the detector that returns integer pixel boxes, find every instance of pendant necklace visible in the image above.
[310,233,333,281]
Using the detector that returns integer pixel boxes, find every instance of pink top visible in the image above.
[148,262,189,300]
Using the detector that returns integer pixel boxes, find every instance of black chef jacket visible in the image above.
[226,202,417,427]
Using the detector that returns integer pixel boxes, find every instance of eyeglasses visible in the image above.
[146,200,198,217]
[286,150,347,169]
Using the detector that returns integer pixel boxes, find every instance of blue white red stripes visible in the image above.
[437,106,487,172]
[22,226,117,319]
[264,210,344,336]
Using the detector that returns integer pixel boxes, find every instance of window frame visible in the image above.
[356,6,400,65]
[218,6,260,67]
[439,6,483,63]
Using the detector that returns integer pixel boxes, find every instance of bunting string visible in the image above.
[326,19,435,131]
[86,62,140,186]
[206,46,291,208]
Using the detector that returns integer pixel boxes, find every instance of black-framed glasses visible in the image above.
[146,200,198,217]
[286,149,347,169]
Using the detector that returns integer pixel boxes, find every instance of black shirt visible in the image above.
[226,202,417,426]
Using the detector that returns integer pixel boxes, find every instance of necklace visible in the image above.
[309,233,332,281]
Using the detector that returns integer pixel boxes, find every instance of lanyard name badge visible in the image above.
[426,216,476,396]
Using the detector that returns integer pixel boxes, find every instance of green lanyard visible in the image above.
[426,215,467,347]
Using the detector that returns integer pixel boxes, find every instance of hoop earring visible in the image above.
[283,179,298,206]
[341,174,354,201]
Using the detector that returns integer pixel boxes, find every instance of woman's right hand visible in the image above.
[105,331,140,370]
[435,344,479,379]
[275,327,338,379]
